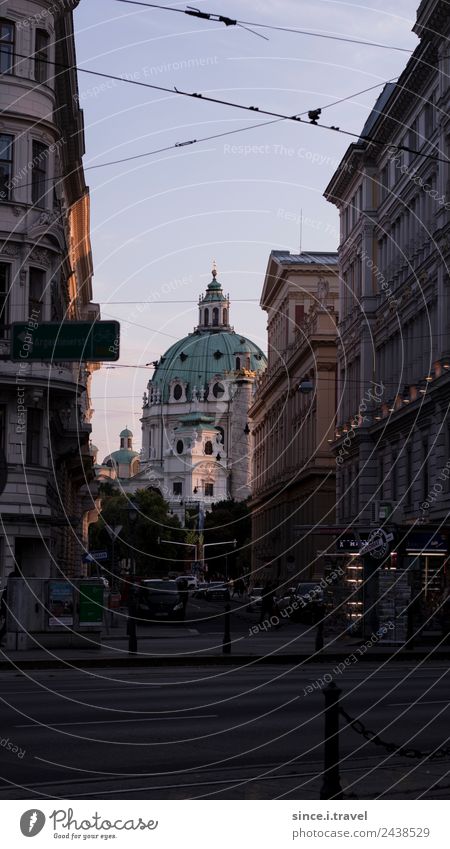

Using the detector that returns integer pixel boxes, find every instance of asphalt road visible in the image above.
[1,652,449,800]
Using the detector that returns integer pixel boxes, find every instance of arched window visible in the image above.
[204,441,213,455]
[212,307,219,326]
[223,308,228,324]
[173,384,183,401]
[236,357,241,370]
[127,438,132,449]
[204,308,209,326]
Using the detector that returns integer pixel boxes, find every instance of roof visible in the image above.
[103,448,139,465]
[120,427,133,438]
[150,329,266,402]
[271,251,338,266]
[358,82,397,141]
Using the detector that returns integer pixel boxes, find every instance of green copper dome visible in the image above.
[150,330,266,402]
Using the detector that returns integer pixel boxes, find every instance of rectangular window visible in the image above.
[28,267,44,320]
[0,20,14,74]
[295,304,305,327]
[391,449,397,501]
[406,445,412,507]
[378,455,384,500]
[0,263,10,327]
[422,437,429,503]
[35,29,49,84]
[0,133,13,202]
[31,141,48,208]
[0,404,6,451]
[26,408,42,465]
[173,481,182,496]
[204,483,214,497]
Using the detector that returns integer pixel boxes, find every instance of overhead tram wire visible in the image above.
[115,1,414,53]
[2,47,447,165]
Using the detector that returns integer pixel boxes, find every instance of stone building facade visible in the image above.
[324,0,450,629]
[249,251,339,585]
[0,1,98,586]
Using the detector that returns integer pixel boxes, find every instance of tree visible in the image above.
[203,499,251,579]
[89,488,181,578]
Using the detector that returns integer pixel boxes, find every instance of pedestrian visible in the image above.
[259,582,275,624]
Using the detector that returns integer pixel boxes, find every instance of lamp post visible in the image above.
[127,498,138,576]
[202,539,237,576]
[158,538,198,568]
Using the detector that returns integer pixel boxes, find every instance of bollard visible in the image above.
[320,682,343,799]
[223,602,231,654]
[127,601,137,655]
[315,619,324,652]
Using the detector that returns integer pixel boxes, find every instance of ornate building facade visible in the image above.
[129,269,267,523]
[324,0,450,632]
[249,251,339,585]
[0,1,98,585]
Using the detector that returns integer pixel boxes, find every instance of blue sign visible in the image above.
[83,550,109,563]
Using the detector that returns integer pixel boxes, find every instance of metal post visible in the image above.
[128,594,137,655]
[315,619,324,652]
[223,602,231,654]
[320,682,343,799]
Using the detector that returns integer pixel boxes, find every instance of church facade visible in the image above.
[128,269,267,524]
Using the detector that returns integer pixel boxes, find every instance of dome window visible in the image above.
[213,382,225,399]
[212,307,219,326]
[204,440,213,455]
[236,356,241,370]
[204,308,209,326]
[173,384,183,401]
[214,350,223,360]
[180,351,188,362]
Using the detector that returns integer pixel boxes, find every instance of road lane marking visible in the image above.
[15,714,217,727]
[388,699,450,707]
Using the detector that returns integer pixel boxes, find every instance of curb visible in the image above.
[1,649,450,670]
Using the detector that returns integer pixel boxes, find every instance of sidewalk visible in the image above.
[2,616,450,669]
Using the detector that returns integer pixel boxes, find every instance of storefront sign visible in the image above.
[360,528,394,560]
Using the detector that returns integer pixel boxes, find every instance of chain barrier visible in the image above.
[339,705,450,761]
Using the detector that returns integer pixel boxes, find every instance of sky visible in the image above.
[73,0,420,460]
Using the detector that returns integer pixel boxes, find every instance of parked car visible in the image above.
[176,575,198,591]
[136,579,185,622]
[204,582,230,601]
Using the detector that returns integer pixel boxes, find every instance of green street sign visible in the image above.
[11,321,120,362]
